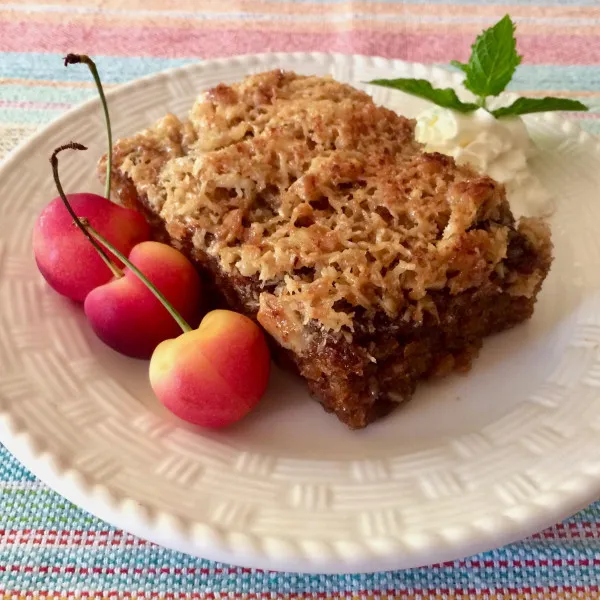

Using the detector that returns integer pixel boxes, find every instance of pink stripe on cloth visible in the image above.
[2,21,598,64]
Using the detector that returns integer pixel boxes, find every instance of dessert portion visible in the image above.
[100,70,553,429]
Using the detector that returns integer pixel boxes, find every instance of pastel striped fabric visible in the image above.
[1,0,599,597]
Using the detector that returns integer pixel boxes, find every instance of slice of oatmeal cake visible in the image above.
[100,70,552,429]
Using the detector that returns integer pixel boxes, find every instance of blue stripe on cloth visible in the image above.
[0,544,597,592]
[3,53,600,94]
[0,53,195,84]
[0,444,37,481]
[0,86,96,104]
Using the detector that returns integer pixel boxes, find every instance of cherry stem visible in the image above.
[64,53,113,200]
[86,226,193,334]
[50,142,123,279]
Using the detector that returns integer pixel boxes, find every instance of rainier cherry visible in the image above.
[33,190,150,303]
[84,240,202,359]
[149,310,271,428]
[51,144,270,426]
[33,54,151,302]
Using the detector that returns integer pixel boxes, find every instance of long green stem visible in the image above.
[50,142,123,279]
[86,227,192,334]
[64,54,113,200]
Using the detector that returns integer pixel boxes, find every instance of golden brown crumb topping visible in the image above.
[107,70,552,346]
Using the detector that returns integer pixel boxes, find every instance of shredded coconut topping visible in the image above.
[108,70,551,343]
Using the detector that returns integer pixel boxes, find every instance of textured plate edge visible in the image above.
[1,417,599,574]
[0,52,599,574]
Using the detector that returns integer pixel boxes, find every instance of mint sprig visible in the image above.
[450,15,521,106]
[368,14,588,119]
[367,79,478,113]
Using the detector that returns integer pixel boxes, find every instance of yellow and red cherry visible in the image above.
[149,310,271,428]
[84,241,202,359]
[33,192,150,303]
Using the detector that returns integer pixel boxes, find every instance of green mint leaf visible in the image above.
[450,60,469,74]
[368,78,479,113]
[492,96,589,118]
[461,14,522,99]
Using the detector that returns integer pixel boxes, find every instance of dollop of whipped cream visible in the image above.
[414,107,554,218]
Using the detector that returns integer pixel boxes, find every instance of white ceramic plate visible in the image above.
[0,53,599,574]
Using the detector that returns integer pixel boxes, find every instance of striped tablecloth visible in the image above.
[1,0,599,597]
